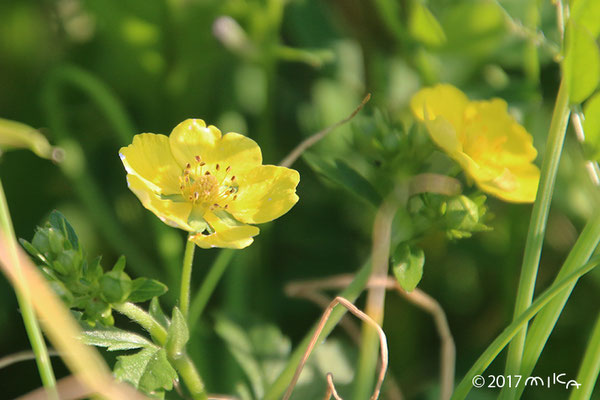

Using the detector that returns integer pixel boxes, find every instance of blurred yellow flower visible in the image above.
[410,84,540,203]
[120,119,300,249]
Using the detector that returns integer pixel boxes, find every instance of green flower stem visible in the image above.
[0,179,58,400]
[503,77,570,383]
[113,302,168,345]
[353,193,402,400]
[513,209,600,398]
[180,235,196,319]
[263,258,372,400]
[188,249,235,330]
[113,302,208,400]
[569,312,600,400]
[40,65,162,279]
[452,254,600,400]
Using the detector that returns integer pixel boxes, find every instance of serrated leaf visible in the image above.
[392,244,425,292]
[48,210,79,251]
[114,347,177,394]
[583,92,600,160]
[303,152,382,206]
[128,278,168,303]
[409,1,446,47]
[80,328,154,351]
[149,297,170,328]
[564,21,600,104]
[166,307,188,358]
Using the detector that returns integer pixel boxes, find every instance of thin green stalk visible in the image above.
[353,194,401,400]
[113,302,208,400]
[189,249,235,330]
[513,209,600,398]
[452,255,600,400]
[0,180,58,400]
[263,258,372,400]
[180,235,196,319]
[569,312,600,400]
[503,77,570,383]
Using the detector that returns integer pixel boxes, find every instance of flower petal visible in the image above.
[119,133,182,194]
[190,211,259,249]
[411,84,470,138]
[126,174,193,230]
[477,163,540,203]
[228,165,300,224]
[169,119,262,175]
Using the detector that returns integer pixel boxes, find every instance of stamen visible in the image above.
[186,163,191,169]
[213,203,219,208]
[195,155,202,162]
[233,195,238,200]
[205,171,211,175]
[231,176,236,181]
[193,192,199,201]
[226,166,231,173]
[216,163,220,171]
[200,162,206,166]
[224,204,228,209]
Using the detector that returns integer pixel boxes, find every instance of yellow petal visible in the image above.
[169,119,222,168]
[190,211,259,249]
[119,133,182,195]
[463,99,537,166]
[126,174,193,230]
[410,84,470,138]
[477,163,540,203]
[228,165,300,224]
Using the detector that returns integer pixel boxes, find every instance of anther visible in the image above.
[193,192,199,201]
[213,203,219,208]
[205,171,211,175]
[233,195,238,200]
[185,163,191,169]
[226,166,231,173]
[224,204,229,209]
[216,163,220,171]
[200,162,206,166]
[195,155,201,162]
[231,176,236,181]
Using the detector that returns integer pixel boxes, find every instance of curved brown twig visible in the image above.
[279,94,371,168]
[282,296,388,400]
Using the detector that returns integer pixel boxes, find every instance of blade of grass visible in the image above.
[452,254,600,400]
[569,312,600,400]
[513,208,600,398]
[503,77,570,387]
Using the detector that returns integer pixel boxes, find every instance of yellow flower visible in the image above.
[119,119,300,249]
[410,84,540,203]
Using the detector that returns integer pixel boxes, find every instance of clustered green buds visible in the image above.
[20,211,167,326]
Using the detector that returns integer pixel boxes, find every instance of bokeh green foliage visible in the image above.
[1,0,599,399]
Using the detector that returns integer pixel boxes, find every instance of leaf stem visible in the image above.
[180,234,196,319]
[569,311,600,400]
[353,190,404,400]
[188,249,235,330]
[0,179,58,400]
[503,77,570,385]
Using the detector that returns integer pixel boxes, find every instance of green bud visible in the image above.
[56,249,82,277]
[31,229,51,256]
[100,270,132,304]
[48,280,74,306]
[47,228,66,255]
[85,298,111,325]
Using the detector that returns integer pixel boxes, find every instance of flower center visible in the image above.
[179,155,239,211]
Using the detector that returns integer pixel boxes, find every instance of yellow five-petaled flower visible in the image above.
[411,84,540,203]
[119,119,300,249]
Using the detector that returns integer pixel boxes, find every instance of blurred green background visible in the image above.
[1,0,599,398]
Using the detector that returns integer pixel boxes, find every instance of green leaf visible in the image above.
[149,297,170,328]
[128,278,168,303]
[303,152,382,206]
[409,1,446,47]
[112,255,126,273]
[166,307,189,358]
[48,210,79,252]
[583,92,600,160]
[392,244,425,292]
[80,327,154,351]
[19,238,45,262]
[564,21,600,104]
[114,347,177,394]
[570,0,600,37]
